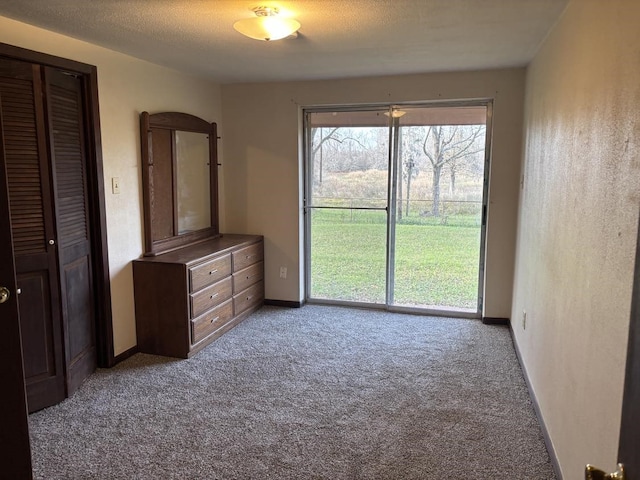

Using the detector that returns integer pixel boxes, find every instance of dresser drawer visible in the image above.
[232,242,263,272]
[233,261,264,293]
[189,254,232,292]
[190,276,232,318]
[191,299,234,344]
[233,281,264,316]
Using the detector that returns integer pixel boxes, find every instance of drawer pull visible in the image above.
[210,292,219,300]
[246,295,253,301]
[209,269,218,275]
[246,275,251,280]
[245,255,253,259]
[210,316,219,324]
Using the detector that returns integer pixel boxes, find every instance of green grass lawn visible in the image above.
[309,210,481,309]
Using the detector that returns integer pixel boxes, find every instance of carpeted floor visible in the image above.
[29,305,556,479]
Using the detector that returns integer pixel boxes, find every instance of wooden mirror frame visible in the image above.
[140,111,219,256]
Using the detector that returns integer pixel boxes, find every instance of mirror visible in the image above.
[140,112,219,256]
[176,131,211,234]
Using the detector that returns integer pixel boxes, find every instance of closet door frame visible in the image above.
[0,42,114,368]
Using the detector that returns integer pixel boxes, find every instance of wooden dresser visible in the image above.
[133,234,264,358]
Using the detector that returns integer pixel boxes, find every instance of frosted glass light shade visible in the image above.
[233,16,300,41]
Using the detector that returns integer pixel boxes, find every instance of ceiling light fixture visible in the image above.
[233,6,301,42]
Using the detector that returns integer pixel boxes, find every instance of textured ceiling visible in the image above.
[0,0,568,84]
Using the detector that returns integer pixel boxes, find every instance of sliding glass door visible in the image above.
[388,106,488,312]
[305,110,390,304]
[305,103,490,315]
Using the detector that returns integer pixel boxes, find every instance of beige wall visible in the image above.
[512,0,640,477]
[7,3,638,476]
[221,69,525,317]
[0,16,223,355]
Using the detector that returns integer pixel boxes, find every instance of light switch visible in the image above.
[112,177,121,194]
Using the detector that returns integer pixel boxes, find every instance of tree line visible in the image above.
[311,124,486,217]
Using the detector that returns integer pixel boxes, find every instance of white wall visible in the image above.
[0,16,223,355]
[221,69,525,317]
[512,0,640,477]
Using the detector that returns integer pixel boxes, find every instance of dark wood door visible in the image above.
[0,59,98,412]
[45,68,97,395]
[0,58,66,412]
[618,215,640,477]
[0,74,33,479]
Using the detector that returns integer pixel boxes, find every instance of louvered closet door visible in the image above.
[0,59,66,412]
[45,68,97,395]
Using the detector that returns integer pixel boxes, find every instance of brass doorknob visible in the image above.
[585,463,626,480]
[0,286,10,304]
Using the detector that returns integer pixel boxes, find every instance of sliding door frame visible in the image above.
[303,99,493,319]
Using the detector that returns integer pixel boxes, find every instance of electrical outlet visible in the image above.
[112,177,121,194]
[522,310,527,330]
[279,266,287,279]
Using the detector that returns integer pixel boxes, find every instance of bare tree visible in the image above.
[421,125,485,216]
[404,157,418,216]
[311,127,338,186]
[311,127,372,186]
